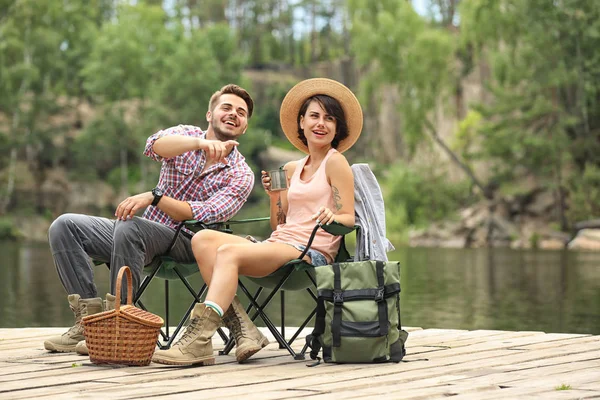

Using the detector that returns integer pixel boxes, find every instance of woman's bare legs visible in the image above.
[206,241,306,311]
[192,230,250,286]
[191,229,308,312]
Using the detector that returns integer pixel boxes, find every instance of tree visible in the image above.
[81,3,172,196]
[460,0,600,228]
[0,0,106,213]
[348,0,490,197]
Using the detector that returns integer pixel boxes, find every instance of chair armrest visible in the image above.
[321,221,357,236]
[183,217,270,233]
[295,222,357,263]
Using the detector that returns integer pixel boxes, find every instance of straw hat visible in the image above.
[279,78,363,154]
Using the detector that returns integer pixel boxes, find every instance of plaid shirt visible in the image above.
[142,125,254,235]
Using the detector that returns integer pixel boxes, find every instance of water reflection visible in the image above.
[1,242,599,334]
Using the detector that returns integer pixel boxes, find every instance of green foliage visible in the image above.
[0,218,20,240]
[5,0,600,237]
[250,80,295,143]
[74,5,249,192]
[460,0,600,182]
[0,0,110,211]
[154,25,243,127]
[106,165,142,194]
[82,4,170,101]
[529,232,541,249]
[567,163,600,223]
[382,162,474,233]
[348,0,457,153]
[453,110,482,162]
[555,384,572,391]
[71,107,130,180]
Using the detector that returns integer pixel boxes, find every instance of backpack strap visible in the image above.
[375,260,389,337]
[331,263,343,347]
[307,295,326,360]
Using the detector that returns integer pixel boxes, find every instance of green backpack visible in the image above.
[306,260,408,364]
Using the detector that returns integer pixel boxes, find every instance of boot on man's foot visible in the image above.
[75,293,116,356]
[44,294,103,353]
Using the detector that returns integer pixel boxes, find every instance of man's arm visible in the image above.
[153,135,239,163]
[187,167,254,224]
[114,167,253,222]
[145,125,238,164]
[114,192,194,221]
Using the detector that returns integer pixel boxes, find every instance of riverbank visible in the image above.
[5,212,600,252]
[408,197,600,251]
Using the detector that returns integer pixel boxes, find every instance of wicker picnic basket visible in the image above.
[82,266,164,366]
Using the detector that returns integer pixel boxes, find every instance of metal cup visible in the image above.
[267,169,288,192]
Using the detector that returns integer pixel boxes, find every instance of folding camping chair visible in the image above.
[219,221,357,360]
[95,217,268,349]
[219,163,387,360]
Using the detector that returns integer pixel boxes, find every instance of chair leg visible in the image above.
[171,267,229,344]
[238,279,305,360]
[165,279,170,342]
[134,263,174,348]
[238,269,319,360]
[137,299,169,343]
[280,291,285,349]
[289,287,318,344]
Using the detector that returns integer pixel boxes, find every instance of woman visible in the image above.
[152,78,363,366]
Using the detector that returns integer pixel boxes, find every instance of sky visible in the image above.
[412,0,429,16]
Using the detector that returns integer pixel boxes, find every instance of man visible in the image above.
[44,84,258,354]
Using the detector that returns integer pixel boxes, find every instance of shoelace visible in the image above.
[177,317,202,346]
[63,304,84,337]
[224,311,248,340]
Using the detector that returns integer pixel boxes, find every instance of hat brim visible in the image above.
[279,78,363,154]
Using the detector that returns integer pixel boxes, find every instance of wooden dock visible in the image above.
[1,327,599,399]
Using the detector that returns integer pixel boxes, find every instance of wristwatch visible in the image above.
[151,187,164,207]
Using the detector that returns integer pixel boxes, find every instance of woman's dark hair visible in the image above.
[296,95,348,149]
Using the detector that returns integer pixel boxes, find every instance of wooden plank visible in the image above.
[0,382,115,400]
[408,329,542,347]
[0,327,598,400]
[0,346,293,392]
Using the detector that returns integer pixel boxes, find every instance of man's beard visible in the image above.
[212,117,240,141]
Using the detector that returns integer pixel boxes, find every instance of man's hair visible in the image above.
[296,94,349,149]
[208,84,254,118]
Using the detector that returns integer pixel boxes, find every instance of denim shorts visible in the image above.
[287,244,328,267]
[248,235,329,267]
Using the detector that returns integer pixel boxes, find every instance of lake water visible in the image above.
[1,241,599,335]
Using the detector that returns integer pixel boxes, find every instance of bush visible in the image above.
[381,162,474,234]
[567,163,600,224]
[0,218,20,241]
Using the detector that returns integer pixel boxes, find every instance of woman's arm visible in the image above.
[264,161,296,230]
[320,153,355,227]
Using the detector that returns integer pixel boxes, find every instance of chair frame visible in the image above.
[102,218,269,350]
[219,223,355,360]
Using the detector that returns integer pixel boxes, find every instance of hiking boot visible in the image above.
[222,296,269,363]
[43,294,103,353]
[152,303,220,366]
[103,293,116,311]
[75,293,117,356]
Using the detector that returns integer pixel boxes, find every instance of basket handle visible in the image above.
[114,266,133,311]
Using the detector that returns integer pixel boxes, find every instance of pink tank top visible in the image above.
[266,148,341,263]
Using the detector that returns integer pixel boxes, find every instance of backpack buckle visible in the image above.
[374,287,385,302]
[333,290,344,304]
